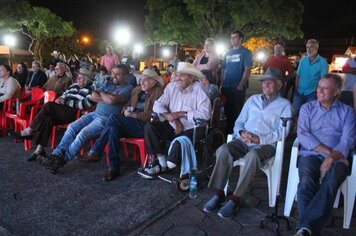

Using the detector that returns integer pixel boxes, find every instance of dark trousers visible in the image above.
[221,88,245,134]
[91,114,146,172]
[144,121,205,164]
[30,102,77,147]
[297,155,349,235]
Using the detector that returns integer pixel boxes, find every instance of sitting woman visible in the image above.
[78,68,164,181]
[200,69,219,103]
[11,68,96,161]
[0,64,21,110]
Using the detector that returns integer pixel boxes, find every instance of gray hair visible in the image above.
[322,73,343,89]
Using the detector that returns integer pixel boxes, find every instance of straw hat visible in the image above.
[176,62,204,80]
[139,68,164,87]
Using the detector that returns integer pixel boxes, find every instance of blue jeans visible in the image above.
[297,155,349,235]
[292,90,317,116]
[90,114,146,172]
[52,112,108,161]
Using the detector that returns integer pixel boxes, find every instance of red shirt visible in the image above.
[263,55,294,77]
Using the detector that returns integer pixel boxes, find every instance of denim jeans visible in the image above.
[292,90,317,116]
[90,114,146,172]
[52,112,108,161]
[297,155,349,235]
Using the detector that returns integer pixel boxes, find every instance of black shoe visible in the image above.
[8,131,33,140]
[27,150,46,162]
[103,171,120,182]
[49,154,66,174]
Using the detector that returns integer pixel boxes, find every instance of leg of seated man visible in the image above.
[64,114,107,162]
[138,121,175,179]
[297,155,349,235]
[204,139,249,214]
[232,144,275,197]
[166,126,206,168]
[51,113,95,158]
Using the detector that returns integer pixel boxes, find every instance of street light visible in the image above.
[114,27,131,45]
[216,43,226,56]
[162,48,171,58]
[4,35,16,68]
[256,51,266,62]
[134,43,143,55]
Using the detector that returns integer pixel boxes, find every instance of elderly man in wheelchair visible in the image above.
[203,67,293,219]
[137,62,211,179]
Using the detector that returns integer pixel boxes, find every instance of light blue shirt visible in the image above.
[297,54,328,95]
[298,100,355,159]
[233,94,293,146]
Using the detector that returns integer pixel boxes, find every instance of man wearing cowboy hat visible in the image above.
[78,68,164,181]
[203,67,293,219]
[138,62,211,179]
[11,67,96,162]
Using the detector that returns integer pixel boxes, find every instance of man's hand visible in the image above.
[240,130,260,144]
[55,97,64,104]
[320,157,334,180]
[165,112,183,122]
[173,120,183,135]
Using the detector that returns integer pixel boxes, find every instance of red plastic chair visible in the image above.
[1,88,27,136]
[8,88,45,150]
[3,88,44,137]
[119,138,146,167]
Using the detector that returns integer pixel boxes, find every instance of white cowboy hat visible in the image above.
[139,68,164,87]
[176,62,204,80]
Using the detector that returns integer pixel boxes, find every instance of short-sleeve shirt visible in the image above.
[297,54,328,95]
[95,82,133,116]
[222,46,253,88]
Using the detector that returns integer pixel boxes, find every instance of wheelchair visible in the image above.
[147,97,226,191]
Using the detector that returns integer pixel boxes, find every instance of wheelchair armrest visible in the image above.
[194,118,209,127]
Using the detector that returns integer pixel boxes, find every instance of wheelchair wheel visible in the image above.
[202,128,225,178]
[177,178,190,192]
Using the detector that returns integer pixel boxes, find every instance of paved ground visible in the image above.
[1,75,355,235]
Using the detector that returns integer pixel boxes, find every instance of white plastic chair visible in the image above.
[283,138,356,229]
[224,132,286,207]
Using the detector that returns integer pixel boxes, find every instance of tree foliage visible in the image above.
[0,1,76,62]
[0,0,33,32]
[145,0,304,46]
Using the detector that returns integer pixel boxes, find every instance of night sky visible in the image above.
[28,0,356,40]
[29,0,146,40]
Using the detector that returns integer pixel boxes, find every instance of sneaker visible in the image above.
[38,156,54,167]
[78,152,100,162]
[217,200,239,219]
[49,154,67,174]
[203,195,226,213]
[137,165,160,179]
[294,228,311,236]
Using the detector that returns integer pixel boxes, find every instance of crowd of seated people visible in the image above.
[2,35,356,236]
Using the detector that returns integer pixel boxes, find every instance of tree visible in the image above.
[145,0,304,46]
[230,0,304,40]
[0,1,76,62]
[21,7,75,62]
